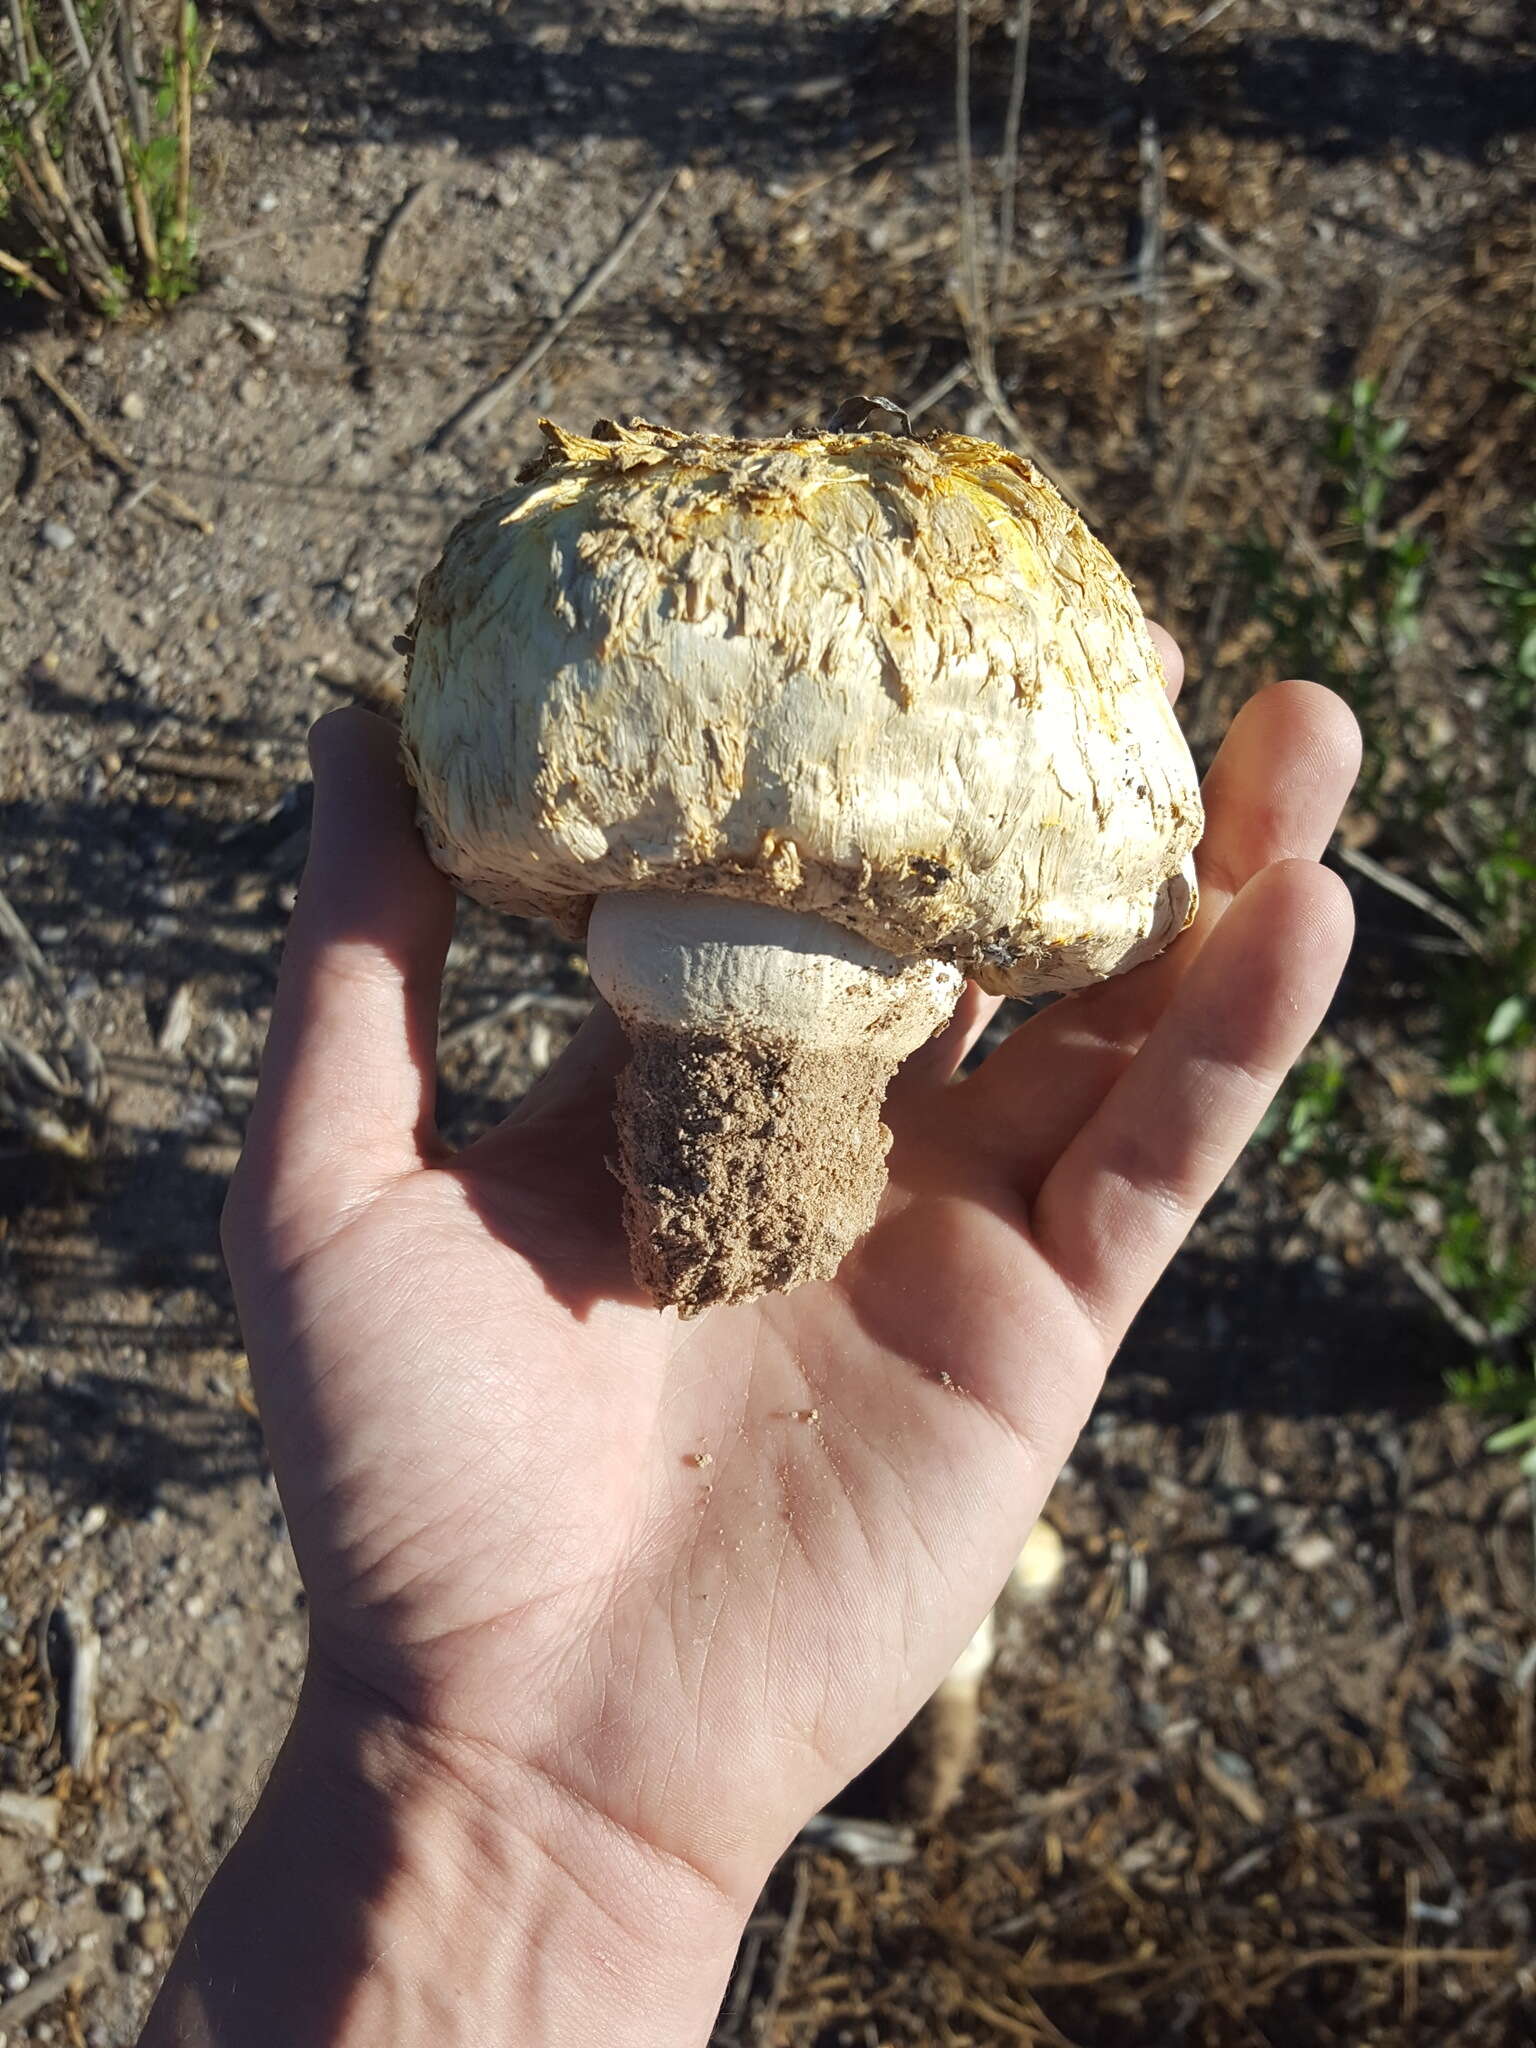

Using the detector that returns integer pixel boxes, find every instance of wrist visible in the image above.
[140,1664,750,2048]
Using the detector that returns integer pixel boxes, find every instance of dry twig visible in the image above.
[0,1788,61,1839]
[713,1926,763,2044]
[991,0,1032,310]
[116,0,152,146]
[440,989,590,1051]
[55,0,139,265]
[0,879,106,1156]
[0,245,63,300]
[755,1856,811,2042]
[26,355,214,532]
[0,1951,96,2032]
[429,172,675,450]
[355,179,439,388]
[173,0,193,251]
[1161,0,1241,45]
[1189,219,1281,298]
[1137,111,1166,447]
[1250,1943,1511,1994]
[1381,1227,1493,1350]
[953,0,982,350]
[1339,844,1490,960]
[950,0,1087,511]
[55,1601,101,1778]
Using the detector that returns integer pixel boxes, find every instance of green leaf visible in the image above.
[1487,995,1527,1046]
[1486,1416,1536,1453]
[139,134,178,180]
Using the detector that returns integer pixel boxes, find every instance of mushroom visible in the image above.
[890,1518,1067,1825]
[401,414,1202,1312]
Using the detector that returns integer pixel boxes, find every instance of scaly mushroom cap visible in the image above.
[401,416,1201,996]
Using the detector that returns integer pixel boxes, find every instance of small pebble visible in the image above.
[1286,1532,1337,1572]
[237,373,266,408]
[120,391,147,421]
[39,519,76,551]
[40,1846,65,1874]
[2,1964,28,1994]
[135,1913,170,1956]
[256,190,278,212]
[78,1503,108,1538]
[235,311,278,349]
[76,1862,108,1886]
[117,1879,147,1924]
[1142,1629,1174,1674]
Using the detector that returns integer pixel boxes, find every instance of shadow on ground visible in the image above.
[221,2,1536,170]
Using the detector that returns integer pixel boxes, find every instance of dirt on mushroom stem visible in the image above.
[611,1021,910,1314]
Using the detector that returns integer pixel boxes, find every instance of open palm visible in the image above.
[223,647,1357,1911]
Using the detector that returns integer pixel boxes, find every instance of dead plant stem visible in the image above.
[173,0,192,250]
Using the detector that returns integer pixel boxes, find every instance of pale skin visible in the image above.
[141,637,1359,2047]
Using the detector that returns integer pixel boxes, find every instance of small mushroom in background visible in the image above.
[402,413,1203,1313]
[898,1518,1069,1826]
[1010,1516,1066,1602]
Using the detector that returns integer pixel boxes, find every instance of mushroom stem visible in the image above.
[902,1611,995,1824]
[586,892,963,1313]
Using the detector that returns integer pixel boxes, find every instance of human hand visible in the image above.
[145,637,1358,2047]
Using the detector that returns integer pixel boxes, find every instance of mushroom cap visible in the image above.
[401,417,1202,997]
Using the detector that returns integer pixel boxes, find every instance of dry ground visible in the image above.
[2,1,1535,2041]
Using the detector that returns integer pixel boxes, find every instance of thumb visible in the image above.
[226,709,455,1263]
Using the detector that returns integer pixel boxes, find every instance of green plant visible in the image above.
[0,0,212,315]
[1232,380,1431,807]
[1258,1042,1350,1170]
[1238,388,1535,1458]
[1445,1358,1536,1477]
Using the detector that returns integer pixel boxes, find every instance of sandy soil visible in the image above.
[2,1,1534,2041]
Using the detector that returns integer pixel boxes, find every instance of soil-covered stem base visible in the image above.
[612,1023,900,1313]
